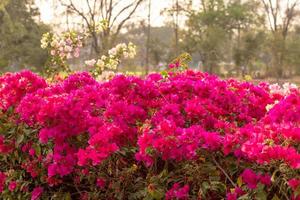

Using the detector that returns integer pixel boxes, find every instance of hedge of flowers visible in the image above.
[0,67,300,200]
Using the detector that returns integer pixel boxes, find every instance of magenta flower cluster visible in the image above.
[0,69,300,199]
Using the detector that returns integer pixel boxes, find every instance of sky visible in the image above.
[36,0,175,27]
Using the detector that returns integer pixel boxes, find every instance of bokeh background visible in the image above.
[1,0,300,83]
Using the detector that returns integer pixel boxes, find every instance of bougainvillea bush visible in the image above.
[0,68,300,200]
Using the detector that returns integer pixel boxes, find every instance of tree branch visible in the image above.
[211,155,237,188]
[114,0,144,36]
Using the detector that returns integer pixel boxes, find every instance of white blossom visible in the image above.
[85,59,97,66]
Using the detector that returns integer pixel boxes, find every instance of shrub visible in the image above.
[0,69,299,199]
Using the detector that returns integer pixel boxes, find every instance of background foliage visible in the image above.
[0,0,49,71]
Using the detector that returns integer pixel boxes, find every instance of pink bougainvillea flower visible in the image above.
[0,172,5,193]
[226,192,237,200]
[96,178,106,189]
[168,61,180,69]
[241,169,259,189]
[8,181,17,191]
[29,148,36,157]
[31,187,43,200]
[259,174,271,186]
[226,187,245,200]
[289,178,300,190]
[166,183,189,200]
[2,69,300,199]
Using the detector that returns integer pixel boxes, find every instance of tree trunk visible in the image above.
[145,0,151,75]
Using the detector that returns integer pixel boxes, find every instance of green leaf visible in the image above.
[210,181,226,192]
[145,147,154,155]
[16,134,24,145]
[295,185,300,197]
[256,184,267,200]
[129,189,147,200]
[158,169,168,179]
[272,194,280,200]
[23,128,32,136]
[150,189,164,200]
[64,192,71,200]
[34,145,41,156]
[238,194,250,200]
[160,71,168,78]
[237,176,243,187]
[0,0,9,11]
[201,181,210,194]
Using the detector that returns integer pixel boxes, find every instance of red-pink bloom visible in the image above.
[259,174,271,186]
[3,69,298,198]
[226,192,237,200]
[168,61,180,69]
[0,172,6,192]
[169,63,176,69]
[0,70,47,111]
[96,178,106,189]
[8,181,17,191]
[166,183,189,200]
[289,178,300,190]
[80,192,89,200]
[241,169,259,189]
[31,187,43,200]
[226,187,245,200]
[29,148,35,157]
[0,135,14,154]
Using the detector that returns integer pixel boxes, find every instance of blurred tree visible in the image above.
[261,0,300,78]
[285,26,300,76]
[0,0,49,72]
[0,0,10,9]
[163,0,192,59]
[145,0,151,74]
[233,31,266,76]
[228,0,264,76]
[118,23,172,71]
[59,0,145,56]
[183,0,231,73]
[183,0,263,74]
